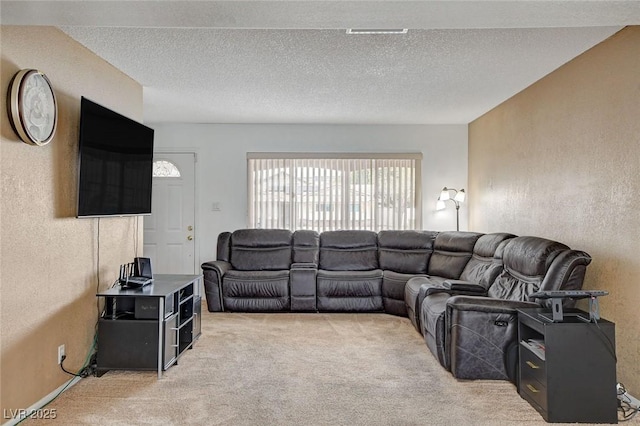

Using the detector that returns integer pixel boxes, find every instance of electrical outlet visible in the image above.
[57,344,65,365]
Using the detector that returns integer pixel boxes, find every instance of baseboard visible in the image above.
[2,376,82,426]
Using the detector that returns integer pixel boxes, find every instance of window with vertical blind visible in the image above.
[247,153,422,232]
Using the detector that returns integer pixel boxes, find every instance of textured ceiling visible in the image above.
[3,1,640,124]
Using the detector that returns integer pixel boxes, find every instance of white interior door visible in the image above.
[144,152,196,274]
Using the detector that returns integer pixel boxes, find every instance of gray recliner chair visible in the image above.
[201,229,294,312]
[316,230,383,312]
[378,230,438,316]
[404,231,484,331]
[422,236,592,380]
[420,232,516,367]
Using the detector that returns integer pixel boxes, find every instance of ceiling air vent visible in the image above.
[346,29,408,35]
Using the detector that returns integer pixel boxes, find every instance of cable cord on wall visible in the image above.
[61,333,98,379]
[133,216,139,256]
[592,316,617,362]
[59,355,81,377]
[14,334,98,425]
[95,217,101,318]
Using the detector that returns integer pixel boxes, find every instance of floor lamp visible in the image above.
[436,187,466,231]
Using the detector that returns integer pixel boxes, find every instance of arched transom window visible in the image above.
[153,160,181,178]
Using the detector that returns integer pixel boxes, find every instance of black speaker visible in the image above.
[134,257,153,279]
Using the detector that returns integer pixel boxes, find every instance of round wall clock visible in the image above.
[7,69,58,146]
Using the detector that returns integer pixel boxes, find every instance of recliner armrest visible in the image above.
[423,281,488,297]
[201,260,232,276]
[443,280,488,294]
[447,295,540,314]
[201,260,231,312]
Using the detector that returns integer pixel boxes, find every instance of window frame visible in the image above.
[247,152,423,231]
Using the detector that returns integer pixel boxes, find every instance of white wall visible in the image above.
[150,123,468,265]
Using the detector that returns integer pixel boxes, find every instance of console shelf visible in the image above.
[97,274,202,378]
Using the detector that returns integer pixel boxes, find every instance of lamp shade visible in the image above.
[439,187,450,201]
[454,189,466,203]
[436,199,446,211]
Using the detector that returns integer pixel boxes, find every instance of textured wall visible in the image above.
[469,27,640,394]
[1,27,143,412]
[151,123,468,267]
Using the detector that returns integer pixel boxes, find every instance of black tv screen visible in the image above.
[77,97,154,217]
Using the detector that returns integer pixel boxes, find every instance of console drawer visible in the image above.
[519,345,546,384]
[520,377,548,415]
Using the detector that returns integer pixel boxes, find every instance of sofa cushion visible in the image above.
[381,270,428,316]
[319,230,378,271]
[421,292,451,369]
[230,229,292,271]
[404,276,447,331]
[217,231,232,262]
[487,236,569,301]
[222,270,290,311]
[459,233,516,284]
[292,230,319,264]
[378,230,437,274]
[316,269,383,312]
[383,270,427,301]
[428,232,483,279]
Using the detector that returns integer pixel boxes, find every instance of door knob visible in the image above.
[187,235,193,241]
[187,225,193,231]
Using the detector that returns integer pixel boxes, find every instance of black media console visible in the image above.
[96,274,202,378]
[517,308,617,423]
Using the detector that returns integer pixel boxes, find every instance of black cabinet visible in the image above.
[97,274,202,378]
[517,308,617,423]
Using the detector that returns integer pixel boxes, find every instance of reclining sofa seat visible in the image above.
[378,230,438,317]
[201,229,295,312]
[419,233,516,368]
[404,231,483,331]
[316,230,384,312]
[438,236,592,381]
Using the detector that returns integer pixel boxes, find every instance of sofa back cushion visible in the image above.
[217,231,232,262]
[378,230,437,274]
[427,232,483,279]
[292,230,319,264]
[230,229,292,271]
[319,230,379,271]
[488,236,569,301]
[459,233,516,284]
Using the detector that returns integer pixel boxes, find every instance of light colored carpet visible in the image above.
[22,312,614,425]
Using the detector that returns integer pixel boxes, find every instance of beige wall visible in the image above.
[469,26,640,394]
[1,27,143,413]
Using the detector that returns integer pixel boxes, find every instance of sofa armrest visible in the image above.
[202,260,231,274]
[201,260,231,312]
[423,281,487,298]
[446,296,539,381]
[443,280,488,294]
[447,295,540,314]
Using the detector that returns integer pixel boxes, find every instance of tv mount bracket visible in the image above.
[528,290,609,323]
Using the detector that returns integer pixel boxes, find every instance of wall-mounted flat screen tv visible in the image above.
[77,97,154,217]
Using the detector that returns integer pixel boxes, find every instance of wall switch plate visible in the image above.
[57,344,65,364]
[212,202,222,211]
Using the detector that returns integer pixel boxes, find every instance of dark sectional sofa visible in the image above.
[202,228,592,381]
